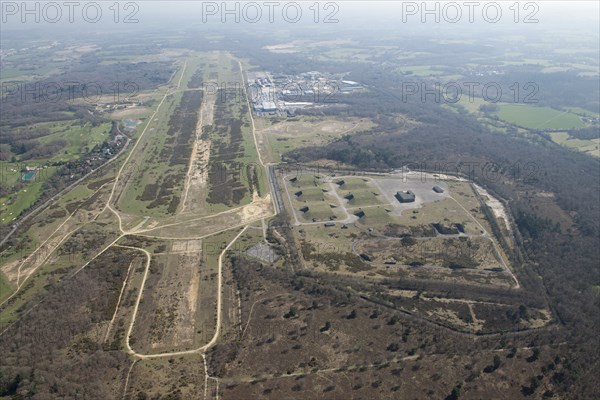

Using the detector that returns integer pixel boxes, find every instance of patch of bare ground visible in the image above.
[129,240,208,353]
[181,85,216,213]
[180,139,211,213]
[139,195,273,239]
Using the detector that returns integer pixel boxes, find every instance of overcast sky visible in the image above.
[1,1,598,37]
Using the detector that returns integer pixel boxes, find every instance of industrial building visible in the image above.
[248,71,364,115]
[261,101,277,112]
[395,190,416,203]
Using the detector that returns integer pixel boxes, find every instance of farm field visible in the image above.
[452,97,599,159]
[494,104,586,130]
[548,131,600,157]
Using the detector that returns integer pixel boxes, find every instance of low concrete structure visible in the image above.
[395,190,416,203]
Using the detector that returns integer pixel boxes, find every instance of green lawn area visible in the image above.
[342,190,386,208]
[494,104,586,130]
[300,203,342,222]
[294,187,327,202]
[335,177,371,191]
[355,206,393,225]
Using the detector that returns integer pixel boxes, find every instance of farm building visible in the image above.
[395,190,416,203]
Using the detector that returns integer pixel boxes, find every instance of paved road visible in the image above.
[267,164,284,215]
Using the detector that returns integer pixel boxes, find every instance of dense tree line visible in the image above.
[568,126,600,140]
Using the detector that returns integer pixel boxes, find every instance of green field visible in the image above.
[0,274,12,302]
[333,178,387,208]
[495,104,586,130]
[299,203,344,222]
[0,166,59,225]
[354,206,391,224]
[549,132,600,157]
[0,121,111,224]
[562,107,600,118]
[8,120,111,164]
[34,121,112,160]
[295,187,327,202]
[334,177,371,191]
[454,96,489,114]
[455,98,589,131]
